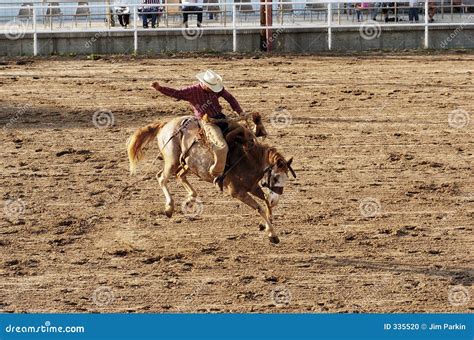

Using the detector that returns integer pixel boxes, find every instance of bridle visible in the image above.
[261,162,296,195]
[261,168,284,194]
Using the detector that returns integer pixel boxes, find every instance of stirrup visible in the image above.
[213,175,225,192]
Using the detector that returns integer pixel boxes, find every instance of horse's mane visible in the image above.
[245,143,288,171]
[265,147,289,170]
[226,121,288,171]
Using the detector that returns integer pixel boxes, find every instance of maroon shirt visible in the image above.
[158,83,243,119]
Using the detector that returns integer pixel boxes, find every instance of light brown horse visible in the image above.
[127,115,295,243]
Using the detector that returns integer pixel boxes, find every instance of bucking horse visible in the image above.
[127,113,296,244]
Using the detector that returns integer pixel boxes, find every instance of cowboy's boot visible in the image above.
[213,175,225,192]
[210,146,228,191]
[212,161,232,192]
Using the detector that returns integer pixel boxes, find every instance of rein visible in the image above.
[261,164,284,195]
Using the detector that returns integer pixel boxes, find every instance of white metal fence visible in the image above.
[1,0,473,55]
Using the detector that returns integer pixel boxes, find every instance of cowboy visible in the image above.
[151,70,244,190]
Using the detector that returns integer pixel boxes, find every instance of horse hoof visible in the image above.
[165,205,174,218]
[269,236,280,244]
[258,223,265,231]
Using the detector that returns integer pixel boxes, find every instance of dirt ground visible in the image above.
[0,53,473,313]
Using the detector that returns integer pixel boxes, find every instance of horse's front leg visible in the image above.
[231,189,279,244]
[158,163,176,218]
[250,186,273,231]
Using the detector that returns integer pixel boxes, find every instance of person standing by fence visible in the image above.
[114,0,130,28]
[370,2,381,21]
[141,0,163,28]
[182,0,204,28]
[428,0,436,22]
[408,0,419,22]
[355,2,370,22]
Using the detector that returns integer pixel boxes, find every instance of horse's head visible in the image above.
[261,156,296,208]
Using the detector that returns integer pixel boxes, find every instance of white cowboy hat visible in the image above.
[196,70,224,93]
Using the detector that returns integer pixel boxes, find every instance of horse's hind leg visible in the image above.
[231,189,279,244]
[158,162,177,218]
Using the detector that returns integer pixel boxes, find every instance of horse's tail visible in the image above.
[127,121,165,175]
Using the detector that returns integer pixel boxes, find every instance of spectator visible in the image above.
[205,0,219,20]
[355,2,369,22]
[182,0,204,28]
[114,0,130,28]
[428,0,436,22]
[141,0,163,28]
[408,0,419,22]
[382,2,401,22]
[370,2,381,21]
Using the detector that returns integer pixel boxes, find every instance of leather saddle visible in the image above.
[176,115,257,169]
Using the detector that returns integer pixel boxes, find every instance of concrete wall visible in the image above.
[1,26,473,56]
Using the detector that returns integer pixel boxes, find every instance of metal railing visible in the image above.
[1,0,473,55]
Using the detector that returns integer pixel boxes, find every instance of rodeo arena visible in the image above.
[0,0,473,316]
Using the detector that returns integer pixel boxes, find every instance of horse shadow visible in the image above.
[312,255,473,286]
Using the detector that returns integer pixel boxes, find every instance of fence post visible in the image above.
[223,0,227,27]
[33,4,38,56]
[327,2,332,51]
[424,0,429,48]
[133,5,138,54]
[232,3,237,52]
